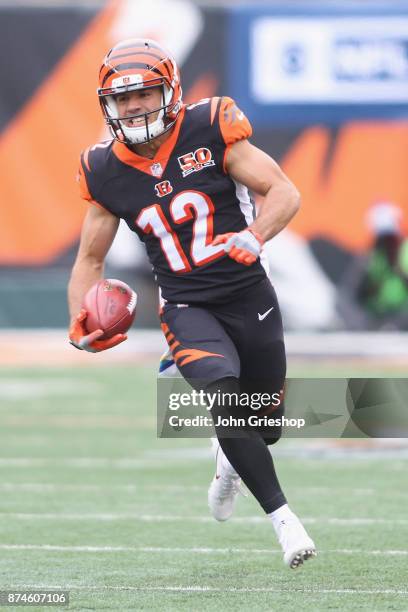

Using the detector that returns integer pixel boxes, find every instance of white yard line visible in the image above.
[0,513,406,525]
[0,483,204,492]
[0,544,407,556]
[0,449,407,467]
[0,483,384,495]
[0,458,161,468]
[3,583,408,596]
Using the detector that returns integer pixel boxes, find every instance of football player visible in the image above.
[68,38,316,568]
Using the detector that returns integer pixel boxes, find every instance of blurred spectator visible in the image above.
[338,202,408,330]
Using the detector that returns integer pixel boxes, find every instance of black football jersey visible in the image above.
[78,96,267,304]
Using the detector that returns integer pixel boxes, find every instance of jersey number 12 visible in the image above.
[136,190,226,272]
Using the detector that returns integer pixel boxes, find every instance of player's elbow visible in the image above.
[283,180,300,219]
[291,184,301,216]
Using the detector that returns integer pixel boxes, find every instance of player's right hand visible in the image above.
[212,228,264,266]
[69,309,127,353]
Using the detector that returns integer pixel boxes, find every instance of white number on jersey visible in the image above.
[136,191,225,272]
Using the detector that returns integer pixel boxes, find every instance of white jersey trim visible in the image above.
[233,179,270,276]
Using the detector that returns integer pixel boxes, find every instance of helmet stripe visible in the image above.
[101,63,165,87]
[108,62,163,74]
[109,54,167,72]
[109,50,164,64]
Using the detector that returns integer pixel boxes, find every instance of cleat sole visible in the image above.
[289,548,317,569]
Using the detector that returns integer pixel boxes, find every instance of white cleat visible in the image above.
[276,515,317,569]
[208,439,245,521]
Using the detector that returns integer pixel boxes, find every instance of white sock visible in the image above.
[268,504,295,531]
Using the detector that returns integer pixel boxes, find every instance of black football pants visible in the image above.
[160,278,287,513]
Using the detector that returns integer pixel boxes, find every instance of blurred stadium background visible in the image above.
[0,0,407,609]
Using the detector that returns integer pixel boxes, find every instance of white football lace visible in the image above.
[216,474,246,500]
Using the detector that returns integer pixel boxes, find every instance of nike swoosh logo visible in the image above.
[258,307,274,321]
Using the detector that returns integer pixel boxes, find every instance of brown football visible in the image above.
[83,279,137,340]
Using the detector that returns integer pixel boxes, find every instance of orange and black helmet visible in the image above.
[98,38,183,144]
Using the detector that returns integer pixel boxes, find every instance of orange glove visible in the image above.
[212,228,264,266]
[69,309,127,353]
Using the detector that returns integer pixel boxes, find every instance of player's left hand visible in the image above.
[69,309,127,353]
[212,228,264,266]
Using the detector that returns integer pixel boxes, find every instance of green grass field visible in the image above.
[0,364,407,611]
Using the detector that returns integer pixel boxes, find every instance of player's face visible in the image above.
[114,87,163,127]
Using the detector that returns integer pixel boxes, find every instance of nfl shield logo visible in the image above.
[150,162,163,177]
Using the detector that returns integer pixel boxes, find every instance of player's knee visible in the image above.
[258,402,284,445]
[206,376,240,394]
[206,376,241,419]
[206,376,254,436]
[262,429,283,446]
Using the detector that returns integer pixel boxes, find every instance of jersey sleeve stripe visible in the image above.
[83,147,91,172]
[77,159,92,201]
[210,97,220,126]
[222,143,232,175]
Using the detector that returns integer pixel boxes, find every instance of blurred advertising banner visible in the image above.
[229,5,408,124]
[252,18,408,102]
